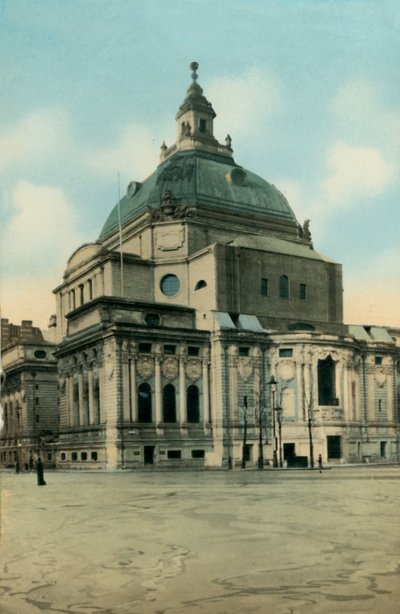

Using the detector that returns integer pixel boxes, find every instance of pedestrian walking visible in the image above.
[318,454,323,473]
[36,457,46,486]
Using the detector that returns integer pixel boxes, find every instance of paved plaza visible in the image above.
[1,466,399,613]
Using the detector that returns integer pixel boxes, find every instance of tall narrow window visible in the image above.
[199,118,206,133]
[318,356,336,405]
[79,284,84,305]
[299,283,307,300]
[279,275,289,298]
[261,278,269,297]
[163,384,176,423]
[88,279,93,300]
[138,383,152,423]
[70,289,76,310]
[187,385,200,424]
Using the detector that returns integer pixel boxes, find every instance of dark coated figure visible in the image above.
[36,457,46,486]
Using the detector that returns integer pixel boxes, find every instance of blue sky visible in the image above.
[0,0,399,329]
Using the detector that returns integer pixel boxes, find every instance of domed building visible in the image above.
[53,63,400,470]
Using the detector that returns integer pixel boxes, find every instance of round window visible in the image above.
[34,350,47,359]
[160,274,180,296]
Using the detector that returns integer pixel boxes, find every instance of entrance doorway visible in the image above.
[283,442,295,461]
[144,446,155,465]
[327,435,341,460]
[243,444,252,462]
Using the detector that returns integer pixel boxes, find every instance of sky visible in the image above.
[0,0,399,330]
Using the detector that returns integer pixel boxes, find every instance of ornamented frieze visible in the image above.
[162,357,179,380]
[137,357,154,380]
[186,359,202,381]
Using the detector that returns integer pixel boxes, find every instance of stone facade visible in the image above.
[0,319,58,469]
[4,64,398,471]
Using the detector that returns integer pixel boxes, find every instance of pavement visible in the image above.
[1,466,399,613]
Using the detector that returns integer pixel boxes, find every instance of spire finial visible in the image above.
[190,61,199,82]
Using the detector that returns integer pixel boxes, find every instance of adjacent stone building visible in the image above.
[12,63,400,470]
[0,319,58,469]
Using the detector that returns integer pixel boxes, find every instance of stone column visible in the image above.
[179,354,186,426]
[66,375,73,426]
[155,355,162,427]
[98,365,106,423]
[78,368,84,425]
[129,357,138,422]
[88,367,94,425]
[123,359,130,422]
[203,358,210,427]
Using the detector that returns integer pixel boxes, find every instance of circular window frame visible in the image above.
[160,274,181,297]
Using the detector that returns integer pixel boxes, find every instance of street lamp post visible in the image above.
[267,376,278,468]
[307,411,314,469]
[257,402,264,470]
[275,407,283,468]
[241,395,248,469]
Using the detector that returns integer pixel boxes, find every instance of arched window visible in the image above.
[194,280,207,291]
[138,382,152,423]
[279,275,289,298]
[187,385,200,423]
[318,355,336,405]
[163,384,176,423]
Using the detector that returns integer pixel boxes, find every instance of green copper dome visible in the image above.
[99,150,298,240]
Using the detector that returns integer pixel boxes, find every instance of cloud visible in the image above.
[1,181,85,277]
[0,275,59,330]
[331,80,400,155]
[344,247,400,327]
[85,123,161,183]
[206,67,284,143]
[0,109,72,174]
[321,141,396,206]
[0,181,86,328]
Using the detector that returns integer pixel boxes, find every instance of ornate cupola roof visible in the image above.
[160,62,233,161]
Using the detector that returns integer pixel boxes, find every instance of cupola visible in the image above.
[160,62,233,161]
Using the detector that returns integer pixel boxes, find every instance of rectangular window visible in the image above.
[279,348,293,357]
[91,451,98,461]
[261,278,269,297]
[47,453,52,461]
[199,118,206,133]
[71,452,78,461]
[191,449,205,459]
[299,283,307,300]
[239,347,249,357]
[375,356,382,365]
[167,450,182,459]
[188,346,200,356]
[139,343,152,353]
[60,452,66,461]
[164,345,176,355]
[35,397,39,405]
[81,452,87,461]
[36,414,40,423]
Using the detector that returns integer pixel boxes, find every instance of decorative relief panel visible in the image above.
[137,357,154,380]
[238,358,253,381]
[155,226,185,251]
[162,357,179,380]
[375,371,386,387]
[186,359,202,382]
[277,360,295,382]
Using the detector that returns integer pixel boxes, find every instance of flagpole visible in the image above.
[117,172,124,298]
